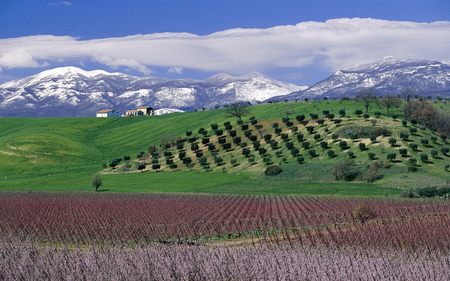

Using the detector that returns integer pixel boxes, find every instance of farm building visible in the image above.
[96,109,119,117]
[154,108,185,115]
[137,106,154,115]
[126,110,144,116]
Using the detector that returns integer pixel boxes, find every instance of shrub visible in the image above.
[229,130,237,137]
[363,114,370,119]
[191,143,199,151]
[186,131,192,137]
[202,138,210,145]
[370,135,377,142]
[339,140,348,150]
[264,134,272,143]
[358,143,366,151]
[275,150,283,157]
[410,118,417,125]
[214,157,223,165]
[431,150,438,158]
[177,143,184,150]
[374,111,381,118]
[198,157,207,165]
[389,138,397,146]
[331,159,359,181]
[218,137,226,144]
[301,141,310,149]
[188,137,197,143]
[196,151,204,158]
[331,134,339,141]
[296,156,305,164]
[409,143,418,151]
[164,151,172,157]
[431,136,438,143]
[290,126,298,133]
[421,138,429,146]
[241,124,249,131]
[400,132,409,140]
[320,141,328,149]
[237,120,244,125]
[270,140,278,149]
[392,114,398,120]
[334,119,342,125]
[291,148,299,157]
[368,152,376,160]
[353,203,376,223]
[296,133,304,142]
[339,109,346,117]
[285,141,294,150]
[316,119,325,125]
[313,133,321,141]
[285,120,294,127]
[408,157,417,166]
[208,143,216,151]
[327,150,335,158]
[249,135,257,142]
[251,119,258,126]
[124,156,130,161]
[229,158,237,165]
[306,126,315,134]
[169,163,178,170]
[272,122,279,128]
[420,153,428,162]
[137,163,146,172]
[409,127,417,134]
[440,134,447,142]
[355,109,363,116]
[274,128,282,135]
[258,147,267,156]
[178,151,186,159]
[308,149,316,158]
[264,165,282,176]
[210,123,218,130]
[327,113,334,120]
[345,151,353,159]
[248,157,255,164]
[402,120,407,126]
[215,129,223,136]
[441,147,449,155]
[152,164,161,171]
[222,143,232,150]
[225,124,233,131]
[296,115,305,122]
[182,157,192,165]
[253,141,261,150]
[386,153,396,161]
[263,157,272,165]
[240,142,248,148]
[399,148,408,157]
[280,133,289,141]
[242,148,251,157]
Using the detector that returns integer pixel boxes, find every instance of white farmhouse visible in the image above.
[154,108,185,115]
[96,109,119,117]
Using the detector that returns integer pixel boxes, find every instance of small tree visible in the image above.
[347,151,354,159]
[91,174,103,192]
[327,150,335,158]
[399,148,408,157]
[358,143,366,151]
[441,147,449,155]
[420,153,428,163]
[388,138,397,146]
[430,150,438,158]
[387,153,396,161]
[226,101,251,121]
[339,141,348,150]
[169,163,178,171]
[379,95,402,114]
[331,134,339,141]
[368,152,376,160]
[355,87,378,113]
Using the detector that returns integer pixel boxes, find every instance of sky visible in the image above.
[1,0,450,86]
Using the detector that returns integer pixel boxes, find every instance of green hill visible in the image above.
[1,100,449,196]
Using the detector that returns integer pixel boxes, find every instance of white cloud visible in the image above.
[167,67,183,74]
[0,18,449,75]
[48,1,72,6]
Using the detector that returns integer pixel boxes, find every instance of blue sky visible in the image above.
[1,0,449,85]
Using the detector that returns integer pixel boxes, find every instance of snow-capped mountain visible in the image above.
[0,67,305,117]
[275,57,450,101]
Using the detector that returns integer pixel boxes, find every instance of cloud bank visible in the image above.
[1,18,449,76]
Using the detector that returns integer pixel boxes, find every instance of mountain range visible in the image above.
[276,56,450,101]
[0,56,449,117]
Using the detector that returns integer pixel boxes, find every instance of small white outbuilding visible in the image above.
[154,108,185,115]
[96,109,119,117]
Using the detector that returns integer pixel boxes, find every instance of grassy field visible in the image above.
[1,99,448,196]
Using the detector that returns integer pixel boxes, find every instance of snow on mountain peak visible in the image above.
[35,66,112,79]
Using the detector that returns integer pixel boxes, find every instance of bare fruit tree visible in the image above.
[355,87,378,113]
[379,95,402,115]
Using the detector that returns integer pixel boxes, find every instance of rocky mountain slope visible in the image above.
[273,57,450,101]
[0,67,305,117]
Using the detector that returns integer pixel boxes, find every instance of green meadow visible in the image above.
[1,99,449,197]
